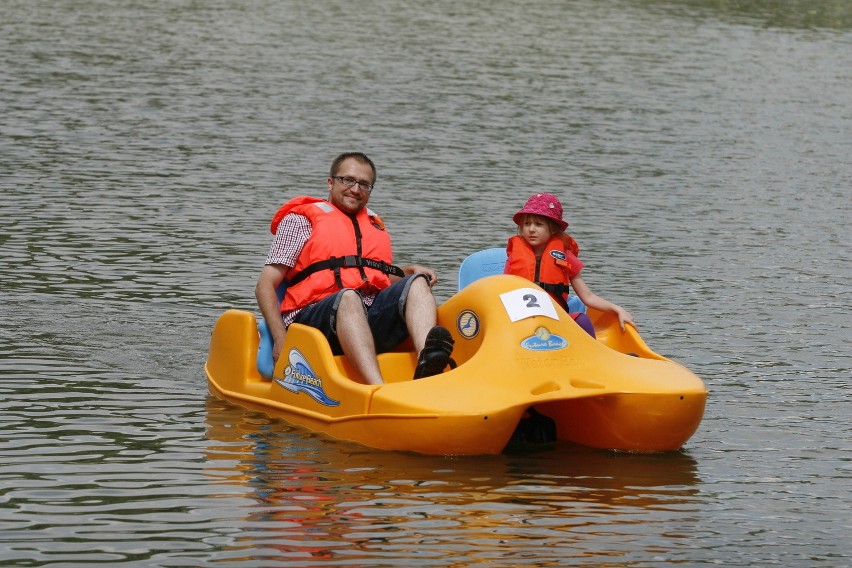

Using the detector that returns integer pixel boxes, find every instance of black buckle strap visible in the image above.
[288,256,405,287]
[537,281,570,296]
[537,281,571,312]
[336,255,405,279]
[356,257,405,278]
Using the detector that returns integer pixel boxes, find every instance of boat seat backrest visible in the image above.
[257,319,274,379]
[458,247,507,290]
[256,280,288,379]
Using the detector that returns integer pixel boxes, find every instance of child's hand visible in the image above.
[615,306,636,331]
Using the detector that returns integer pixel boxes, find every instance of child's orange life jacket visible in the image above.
[505,233,582,310]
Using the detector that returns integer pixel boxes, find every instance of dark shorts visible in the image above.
[291,274,428,355]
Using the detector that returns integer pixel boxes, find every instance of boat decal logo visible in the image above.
[274,348,340,407]
[521,326,568,351]
[457,310,480,339]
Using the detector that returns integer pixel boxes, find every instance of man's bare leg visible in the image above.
[403,275,438,353]
[335,290,384,385]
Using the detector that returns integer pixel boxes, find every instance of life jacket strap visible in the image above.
[537,281,570,296]
[536,281,571,312]
[288,256,405,288]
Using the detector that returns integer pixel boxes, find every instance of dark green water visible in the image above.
[2,0,850,565]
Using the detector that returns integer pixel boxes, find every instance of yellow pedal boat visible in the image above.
[205,273,707,456]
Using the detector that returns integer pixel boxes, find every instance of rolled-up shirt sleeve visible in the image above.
[265,213,311,267]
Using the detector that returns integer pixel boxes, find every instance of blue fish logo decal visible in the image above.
[274,348,340,406]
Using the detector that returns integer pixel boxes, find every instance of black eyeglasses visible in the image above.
[333,176,373,193]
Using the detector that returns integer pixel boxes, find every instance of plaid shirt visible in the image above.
[265,213,377,326]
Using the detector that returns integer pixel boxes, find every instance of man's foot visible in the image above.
[413,326,456,379]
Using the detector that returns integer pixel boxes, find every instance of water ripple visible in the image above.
[1,0,850,565]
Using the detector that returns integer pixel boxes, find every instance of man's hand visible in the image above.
[403,264,437,286]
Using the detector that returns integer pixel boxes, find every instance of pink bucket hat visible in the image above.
[513,193,568,230]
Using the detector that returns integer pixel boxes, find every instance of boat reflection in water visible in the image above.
[204,396,701,561]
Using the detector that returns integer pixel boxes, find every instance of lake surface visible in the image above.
[1,0,850,566]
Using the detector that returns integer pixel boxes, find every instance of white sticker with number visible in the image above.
[499,288,559,322]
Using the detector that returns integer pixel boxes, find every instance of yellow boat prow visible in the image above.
[205,274,706,455]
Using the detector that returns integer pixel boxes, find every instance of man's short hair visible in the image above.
[330,152,376,183]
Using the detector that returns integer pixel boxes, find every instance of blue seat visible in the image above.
[256,281,288,379]
[458,247,507,290]
[457,248,585,313]
[256,319,275,379]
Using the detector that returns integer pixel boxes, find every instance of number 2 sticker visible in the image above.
[500,288,559,322]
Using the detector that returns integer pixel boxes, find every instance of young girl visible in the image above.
[505,192,635,336]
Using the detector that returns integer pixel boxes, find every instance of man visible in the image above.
[256,152,454,385]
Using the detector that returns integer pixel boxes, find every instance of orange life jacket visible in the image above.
[505,234,583,309]
[270,197,401,312]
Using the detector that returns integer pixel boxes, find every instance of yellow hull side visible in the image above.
[205,275,707,455]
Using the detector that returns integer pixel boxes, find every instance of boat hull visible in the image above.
[205,275,707,455]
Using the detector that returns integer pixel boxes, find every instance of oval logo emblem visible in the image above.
[456,310,480,339]
[520,326,568,351]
